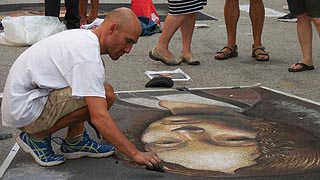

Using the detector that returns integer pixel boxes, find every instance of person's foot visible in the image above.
[80,16,88,26]
[288,62,315,72]
[60,129,115,159]
[16,132,65,166]
[252,46,269,61]
[87,13,98,24]
[214,45,238,60]
[180,55,200,65]
[180,51,200,65]
[278,13,297,22]
[149,47,182,66]
[153,47,175,61]
[80,17,88,26]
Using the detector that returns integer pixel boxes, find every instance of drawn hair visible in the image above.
[242,119,320,175]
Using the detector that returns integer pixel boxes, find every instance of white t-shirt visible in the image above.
[1,29,106,128]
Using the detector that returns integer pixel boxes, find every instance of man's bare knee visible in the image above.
[297,13,310,21]
[312,18,320,32]
[104,83,115,108]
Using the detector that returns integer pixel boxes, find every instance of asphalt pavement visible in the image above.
[1,0,320,179]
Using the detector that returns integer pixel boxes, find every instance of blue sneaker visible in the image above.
[60,129,115,159]
[16,132,65,166]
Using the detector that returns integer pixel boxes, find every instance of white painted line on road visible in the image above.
[116,89,176,94]
[195,23,209,29]
[116,84,262,94]
[0,143,20,179]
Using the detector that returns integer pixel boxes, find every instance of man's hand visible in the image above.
[85,96,162,171]
[132,151,162,170]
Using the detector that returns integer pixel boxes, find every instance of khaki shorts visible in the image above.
[22,87,87,134]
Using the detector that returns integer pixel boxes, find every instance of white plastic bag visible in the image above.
[0,16,66,46]
[80,18,104,30]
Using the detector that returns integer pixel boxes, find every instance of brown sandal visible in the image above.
[214,45,238,60]
[252,45,269,61]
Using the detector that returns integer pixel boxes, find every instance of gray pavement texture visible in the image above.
[0,0,320,179]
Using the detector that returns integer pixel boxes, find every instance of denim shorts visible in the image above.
[287,0,320,17]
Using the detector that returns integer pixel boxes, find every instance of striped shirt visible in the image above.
[168,0,207,15]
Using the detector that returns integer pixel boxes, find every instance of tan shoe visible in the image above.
[180,55,200,65]
[214,45,238,60]
[252,45,269,61]
[149,47,182,66]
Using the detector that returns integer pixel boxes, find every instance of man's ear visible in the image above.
[109,23,118,35]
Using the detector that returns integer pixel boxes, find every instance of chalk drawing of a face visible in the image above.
[142,115,259,174]
[117,91,320,177]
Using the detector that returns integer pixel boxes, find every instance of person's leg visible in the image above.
[45,0,61,17]
[33,83,115,139]
[286,0,315,71]
[214,0,239,59]
[249,0,264,47]
[65,0,80,29]
[297,14,313,65]
[88,0,99,23]
[79,0,89,25]
[179,13,200,65]
[289,13,313,70]
[17,87,88,166]
[18,84,115,165]
[307,0,320,36]
[180,13,196,58]
[154,14,185,60]
[249,0,269,60]
[312,18,320,36]
[34,109,89,139]
[225,0,239,47]
[59,83,115,159]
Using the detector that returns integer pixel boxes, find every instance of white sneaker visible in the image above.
[278,13,297,23]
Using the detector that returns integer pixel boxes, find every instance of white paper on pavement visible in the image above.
[144,68,191,81]
[195,23,209,29]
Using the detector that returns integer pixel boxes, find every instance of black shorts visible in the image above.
[287,0,320,17]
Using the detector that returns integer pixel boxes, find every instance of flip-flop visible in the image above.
[288,62,315,72]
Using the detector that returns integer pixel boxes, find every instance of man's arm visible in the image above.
[85,96,161,167]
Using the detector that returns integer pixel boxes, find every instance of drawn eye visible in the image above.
[154,140,182,147]
[163,120,200,125]
[225,137,251,141]
[173,126,205,133]
[150,137,186,150]
[212,135,256,147]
